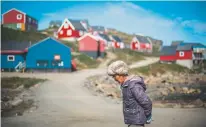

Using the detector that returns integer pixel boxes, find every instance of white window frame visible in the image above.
[17,23,22,28]
[60,30,63,35]
[17,14,22,20]
[64,23,69,29]
[7,55,15,61]
[67,30,72,36]
[179,51,185,57]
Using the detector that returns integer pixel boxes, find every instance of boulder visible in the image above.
[182,87,189,94]
[193,99,204,107]
[168,87,175,93]
[10,98,23,107]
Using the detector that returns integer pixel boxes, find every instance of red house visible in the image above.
[77,33,105,59]
[2,8,38,31]
[160,46,177,62]
[109,35,124,49]
[57,18,87,41]
[130,35,152,52]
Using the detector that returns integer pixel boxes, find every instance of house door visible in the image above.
[97,41,101,58]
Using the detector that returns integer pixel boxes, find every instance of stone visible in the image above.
[10,98,23,107]
[160,90,168,96]
[182,87,189,94]
[196,89,201,94]
[187,88,196,94]
[193,99,204,107]
[174,86,182,93]
[168,87,175,93]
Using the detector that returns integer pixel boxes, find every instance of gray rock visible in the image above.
[11,98,23,107]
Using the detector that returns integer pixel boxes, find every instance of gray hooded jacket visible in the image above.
[121,75,152,125]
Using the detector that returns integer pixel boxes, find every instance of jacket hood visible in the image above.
[123,75,146,91]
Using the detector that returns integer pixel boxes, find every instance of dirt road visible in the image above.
[2,67,206,127]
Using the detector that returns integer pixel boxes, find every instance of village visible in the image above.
[1,8,206,127]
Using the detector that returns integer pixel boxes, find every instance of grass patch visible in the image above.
[60,40,79,52]
[1,77,47,89]
[2,26,48,42]
[130,62,189,76]
[108,49,145,65]
[73,54,100,69]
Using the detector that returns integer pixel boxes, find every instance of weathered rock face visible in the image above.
[85,73,206,108]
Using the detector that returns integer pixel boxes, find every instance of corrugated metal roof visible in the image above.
[176,44,192,51]
[1,41,33,51]
[91,26,105,31]
[98,34,111,41]
[135,35,150,43]
[184,42,206,48]
[160,46,177,56]
[68,19,86,31]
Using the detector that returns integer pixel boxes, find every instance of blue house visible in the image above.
[1,41,31,72]
[26,37,72,72]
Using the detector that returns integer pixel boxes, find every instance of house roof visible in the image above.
[171,41,184,46]
[112,35,122,42]
[135,35,150,43]
[77,33,104,41]
[2,8,26,16]
[1,41,33,51]
[160,46,177,56]
[98,34,111,41]
[183,42,206,48]
[91,26,105,31]
[176,44,192,51]
[68,19,86,31]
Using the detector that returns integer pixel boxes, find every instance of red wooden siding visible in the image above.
[79,36,98,51]
[176,50,192,60]
[160,55,176,61]
[79,36,105,52]
[58,24,80,39]
[113,41,120,48]
[3,10,25,24]
[131,42,138,50]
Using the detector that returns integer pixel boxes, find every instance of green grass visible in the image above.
[73,54,100,69]
[1,77,47,89]
[108,49,145,65]
[2,26,48,42]
[60,40,79,52]
[130,63,189,76]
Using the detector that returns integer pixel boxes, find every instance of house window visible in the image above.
[64,23,69,29]
[36,60,49,67]
[52,60,63,67]
[17,14,22,20]
[67,30,72,36]
[179,51,184,57]
[60,30,63,35]
[17,23,22,28]
[54,55,61,60]
[7,55,15,61]
[28,18,31,23]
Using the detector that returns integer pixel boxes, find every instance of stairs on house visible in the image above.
[15,61,26,72]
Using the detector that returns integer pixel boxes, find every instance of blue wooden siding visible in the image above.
[26,38,72,69]
[1,54,24,69]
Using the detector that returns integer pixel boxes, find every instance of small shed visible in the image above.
[160,46,177,62]
[1,41,32,71]
[78,33,105,58]
[26,37,72,72]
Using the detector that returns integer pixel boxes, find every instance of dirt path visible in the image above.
[129,57,159,69]
[1,66,206,127]
[98,52,117,68]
